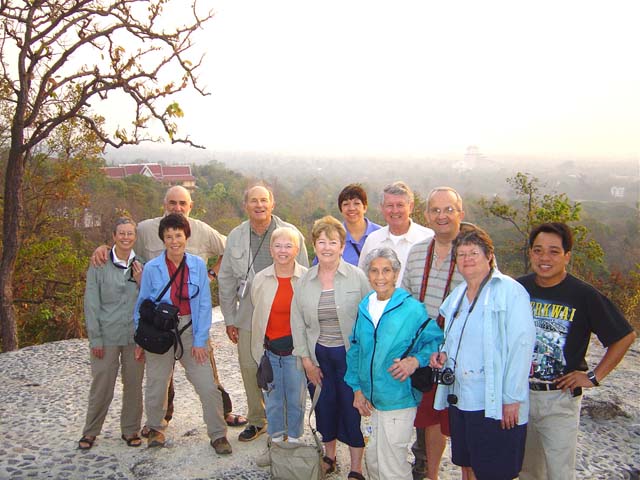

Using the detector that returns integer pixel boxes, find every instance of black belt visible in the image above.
[529,382,582,397]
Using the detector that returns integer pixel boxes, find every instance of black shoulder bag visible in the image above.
[135,256,192,360]
[401,318,434,392]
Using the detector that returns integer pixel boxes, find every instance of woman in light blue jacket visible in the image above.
[430,226,535,480]
[345,247,442,480]
[133,213,230,454]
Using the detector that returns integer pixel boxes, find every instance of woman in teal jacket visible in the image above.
[345,247,442,480]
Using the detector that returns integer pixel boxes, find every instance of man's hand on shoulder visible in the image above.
[90,245,110,267]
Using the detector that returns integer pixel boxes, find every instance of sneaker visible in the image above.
[147,429,165,448]
[255,448,271,467]
[238,424,266,442]
[211,436,232,455]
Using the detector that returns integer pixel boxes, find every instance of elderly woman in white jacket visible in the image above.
[251,227,308,445]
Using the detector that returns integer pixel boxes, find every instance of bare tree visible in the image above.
[0,0,213,351]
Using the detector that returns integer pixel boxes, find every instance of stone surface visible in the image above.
[0,308,637,479]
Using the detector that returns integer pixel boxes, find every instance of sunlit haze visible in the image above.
[99,0,640,160]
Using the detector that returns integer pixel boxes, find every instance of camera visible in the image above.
[237,279,250,299]
[431,367,455,386]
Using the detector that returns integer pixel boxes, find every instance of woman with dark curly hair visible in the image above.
[134,213,231,454]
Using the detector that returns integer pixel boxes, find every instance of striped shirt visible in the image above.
[317,289,343,347]
[402,238,463,319]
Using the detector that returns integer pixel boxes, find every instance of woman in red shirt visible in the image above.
[250,227,308,444]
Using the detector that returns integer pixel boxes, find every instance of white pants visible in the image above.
[520,389,582,480]
[366,407,417,480]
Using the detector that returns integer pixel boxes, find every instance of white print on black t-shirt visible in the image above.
[530,299,577,381]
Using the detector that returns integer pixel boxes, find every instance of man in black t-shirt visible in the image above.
[517,222,636,480]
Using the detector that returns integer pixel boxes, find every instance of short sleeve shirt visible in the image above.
[517,273,632,381]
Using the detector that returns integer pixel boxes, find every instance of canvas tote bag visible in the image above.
[269,386,324,480]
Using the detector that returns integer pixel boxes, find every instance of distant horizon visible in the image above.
[104,143,639,165]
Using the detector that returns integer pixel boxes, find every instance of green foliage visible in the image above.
[478,172,605,277]
[14,237,88,346]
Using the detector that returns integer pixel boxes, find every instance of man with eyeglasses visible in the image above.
[402,187,466,480]
[91,186,247,432]
[218,183,309,442]
[358,181,434,285]
[518,222,635,480]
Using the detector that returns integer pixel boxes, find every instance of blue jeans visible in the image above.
[263,351,307,438]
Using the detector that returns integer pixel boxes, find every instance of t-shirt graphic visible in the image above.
[529,299,576,381]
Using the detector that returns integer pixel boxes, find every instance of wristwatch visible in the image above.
[586,370,599,386]
[208,269,217,279]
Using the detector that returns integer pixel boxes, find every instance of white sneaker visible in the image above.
[255,448,271,467]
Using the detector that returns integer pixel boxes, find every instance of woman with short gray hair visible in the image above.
[346,247,442,479]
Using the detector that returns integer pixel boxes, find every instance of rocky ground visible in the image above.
[0,308,638,479]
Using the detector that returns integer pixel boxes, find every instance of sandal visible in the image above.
[141,425,150,438]
[322,456,336,475]
[348,472,366,480]
[225,413,248,427]
[78,436,95,450]
[121,434,142,447]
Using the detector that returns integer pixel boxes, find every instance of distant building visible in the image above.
[102,163,196,190]
[610,186,625,199]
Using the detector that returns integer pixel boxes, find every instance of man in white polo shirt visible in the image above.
[358,181,434,285]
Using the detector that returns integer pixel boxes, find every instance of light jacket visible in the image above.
[250,262,308,364]
[218,215,309,331]
[291,259,370,365]
[134,252,212,348]
[84,256,142,348]
[434,269,535,423]
[345,288,443,411]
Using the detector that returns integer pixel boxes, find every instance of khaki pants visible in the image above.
[366,406,417,480]
[238,327,266,427]
[145,316,226,441]
[82,344,144,437]
[520,389,582,480]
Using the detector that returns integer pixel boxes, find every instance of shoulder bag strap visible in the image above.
[308,385,323,453]
[400,318,431,360]
[172,318,193,361]
[155,255,186,303]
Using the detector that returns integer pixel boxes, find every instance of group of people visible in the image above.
[79,181,635,480]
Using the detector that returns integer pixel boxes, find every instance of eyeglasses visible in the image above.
[428,206,459,216]
[456,250,482,260]
[176,279,200,301]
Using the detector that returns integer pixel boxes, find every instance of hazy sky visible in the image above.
[102,0,640,160]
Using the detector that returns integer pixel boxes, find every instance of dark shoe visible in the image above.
[121,434,142,447]
[238,424,266,442]
[225,413,248,427]
[412,459,427,480]
[322,456,336,475]
[147,429,165,448]
[78,436,95,450]
[211,437,232,455]
[348,472,366,480]
[141,425,151,438]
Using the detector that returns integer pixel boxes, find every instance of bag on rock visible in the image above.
[269,387,324,480]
